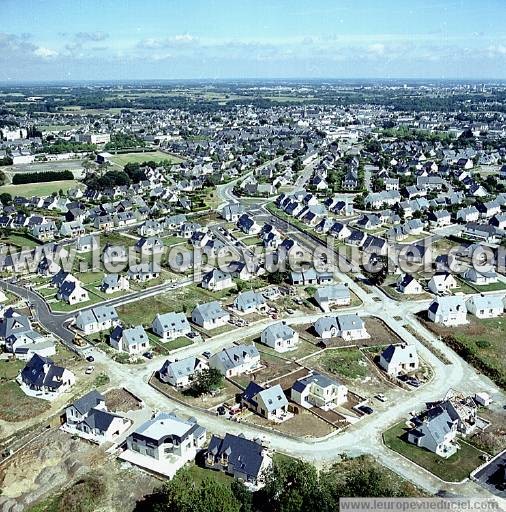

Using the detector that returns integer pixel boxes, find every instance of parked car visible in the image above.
[85,366,95,375]
[202,351,212,359]
[375,393,386,402]
[86,355,95,363]
[358,405,374,415]
[144,352,153,359]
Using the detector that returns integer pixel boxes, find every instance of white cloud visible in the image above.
[34,47,58,59]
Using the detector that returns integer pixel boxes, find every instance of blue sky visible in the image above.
[1,0,505,81]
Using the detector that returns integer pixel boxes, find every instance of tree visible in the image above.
[190,368,223,396]
[0,192,12,205]
[0,171,6,186]
[291,157,303,173]
[362,255,388,286]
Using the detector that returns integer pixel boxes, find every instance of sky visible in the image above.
[1,0,505,81]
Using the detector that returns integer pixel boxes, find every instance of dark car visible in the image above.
[86,355,95,363]
[187,332,197,338]
[202,351,212,359]
[358,405,374,415]
[217,406,226,416]
[407,378,421,388]
[144,352,154,359]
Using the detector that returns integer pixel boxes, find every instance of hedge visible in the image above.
[12,170,74,185]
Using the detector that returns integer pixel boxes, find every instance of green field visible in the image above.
[0,180,78,197]
[109,151,183,167]
[383,422,484,482]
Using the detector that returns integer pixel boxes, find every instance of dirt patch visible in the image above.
[104,388,143,413]
[0,428,158,512]
[244,408,335,438]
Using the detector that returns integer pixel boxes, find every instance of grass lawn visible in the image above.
[161,235,185,246]
[0,180,78,197]
[383,422,484,482]
[0,381,51,422]
[186,462,233,486]
[164,336,194,352]
[320,348,369,379]
[0,359,25,382]
[51,294,103,312]
[473,282,506,293]
[241,235,263,246]
[421,313,506,388]
[1,233,41,249]
[101,231,138,247]
[109,151,182,167]
[118,284,234,326]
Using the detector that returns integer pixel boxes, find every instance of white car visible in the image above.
[85,366,95,375]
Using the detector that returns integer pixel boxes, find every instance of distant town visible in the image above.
[0,79,505,510]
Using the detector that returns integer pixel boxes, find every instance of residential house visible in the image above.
[57,280,89,305]
[159,356,208,388]
[407,406,458,458]
[396,274,423,294]
[18,354,75,400]
[463,267,498,285]
[466,294,503,319]
[428,296,468,326]
[260,322,299,352]
[64,389,131,444]
[191,301,230,330]
[152,312,191,340]
[291,371,348,410]
[314,313,369,341]
[209,344,260,377]
[378,344,419,376]
[100,274,130,294]
[205,433,271,488]
[233,291,266,314]
[427,272,458,294]
[109,325,150,355]
[201,268,234,291]
[314,284,351,312]
[241,382,290,422]
[75,305,119,335]
[128,263,160,282]
[120,412,206,478]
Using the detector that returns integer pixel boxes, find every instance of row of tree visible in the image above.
[135,455,422,512]
[12,170,74,185]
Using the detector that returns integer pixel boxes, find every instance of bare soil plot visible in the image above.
[233,352,300,388]
[151,373,242,409]
[303,347,390,396]
[0,428,158,512]
[104,388,143,413]
[244,408,335,438]
[417,311,506,389]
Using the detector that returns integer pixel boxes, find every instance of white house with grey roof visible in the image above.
[463,268,498,286]
[466,294,504,319]
[201,268,234,291]
[379,344,419,377]
[159,356,208,388]
[100,274,129,294]
[63,389,131,444]
[291,371,348,410]
[314,314,369,341]
[191,301,230,330]
[407,406,458,458]
[119,412,206,478]
[152,312,191,340]
[260,322,299,352]
[396,274,423,294]
[75,305,119,335]
[241,382,291,422]
[209,344,261,377]
[109,325,150,355]
[233,290,266,314]
[427,272,458,295]
[314,284,351,312]
[428,296,468,326]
